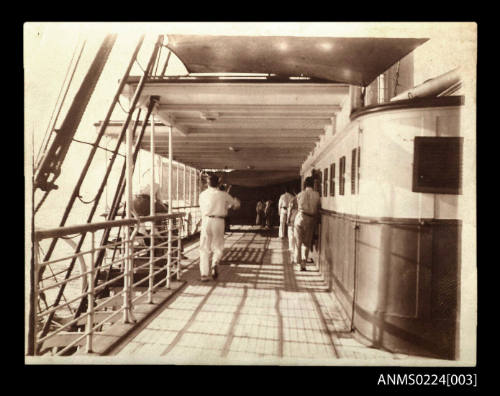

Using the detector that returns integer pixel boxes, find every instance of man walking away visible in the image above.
[278,187,294,239]
[287,190,298,261]
[256,199,265,228]
[199,174,240,281]
[293,177,321,271]
[264,199,273,230]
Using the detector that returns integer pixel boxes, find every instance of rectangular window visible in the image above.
[318,170,322,197]
[339,156,346,195]
[330,163,335,196]
[323,167,328,196]
[412,137,463,194]
[351,148,357,195]
[357,146,361,193]
[378,72,387,103]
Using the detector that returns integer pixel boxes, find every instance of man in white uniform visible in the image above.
[287,192,298,259]
[278,188,294,239]
[293,176,321,271]
[199,174,240,281]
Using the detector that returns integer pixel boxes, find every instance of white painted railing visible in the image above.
[32,213,184,356]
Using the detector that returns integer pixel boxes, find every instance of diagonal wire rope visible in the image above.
[35,37,87,169]
[36,243,74,315]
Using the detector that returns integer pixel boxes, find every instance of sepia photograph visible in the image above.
[24,22,477,371]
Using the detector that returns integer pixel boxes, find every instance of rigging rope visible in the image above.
[72,137,126,205]
[36,244,74,314]
[34,190,50,214]
[71,137,126,158]
[35,38,87,169]
[76,193,96,205]
[135,59,145,73]
[117,98,130,114]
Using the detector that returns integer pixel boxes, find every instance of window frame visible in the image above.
[339,156,346,196]
[330,162,335,196]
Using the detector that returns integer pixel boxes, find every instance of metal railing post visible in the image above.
[183,164,186,208]
[189,167,192,208]
[177,217,181,280]
[32,241,40,356]
[124,90,135,322]
[86,231,95,353]
[123,232,130,322]
[176,163,179,212]
[148,114,156,303]
[166,125,173,288]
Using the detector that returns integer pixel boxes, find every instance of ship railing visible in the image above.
[172,205,201,236]
[32,212,185,356]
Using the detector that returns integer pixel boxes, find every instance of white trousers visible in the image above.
[279,209,288,238]
[287,224,295,256]
[199,217,225,277]
[293,213,315,265]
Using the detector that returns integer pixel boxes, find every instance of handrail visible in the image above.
[31,213,185,356]
[35,213,185,241]
[172,205,200,210]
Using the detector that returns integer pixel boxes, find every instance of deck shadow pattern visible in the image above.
[116,226,432,364]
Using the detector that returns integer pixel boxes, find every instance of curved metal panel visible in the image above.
[167,35,428,86]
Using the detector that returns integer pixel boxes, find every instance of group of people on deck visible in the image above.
[133,173,320,281]
[255,199,274,230]
[276,177,321,271]
[255,177,321,271]
[197,174,320,281]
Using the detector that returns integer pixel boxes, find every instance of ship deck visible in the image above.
[106,225,436,365]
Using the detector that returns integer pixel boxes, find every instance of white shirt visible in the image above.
[296,187,320,215]
[278,192,294,211]
[199,186,237,217]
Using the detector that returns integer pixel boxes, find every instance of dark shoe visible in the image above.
[300,266,307,271]
[200,276,210,282]
[212,265,218,280]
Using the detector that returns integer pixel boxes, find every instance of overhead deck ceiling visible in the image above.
[114,78,349,177]
[103,34,428,186]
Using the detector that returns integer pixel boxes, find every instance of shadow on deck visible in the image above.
[103,225,438,365]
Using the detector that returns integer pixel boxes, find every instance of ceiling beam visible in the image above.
[168,154,309,159]
[149,143,316,150]
[137,83,350,107]
[168,153,308,160]
[182,164,302,171]
[185,128,324,136]
[158,103,341,114]
[153,112,189,136]
[103,126,324,138]
[147,136,319,143]
[163,117,330,129]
